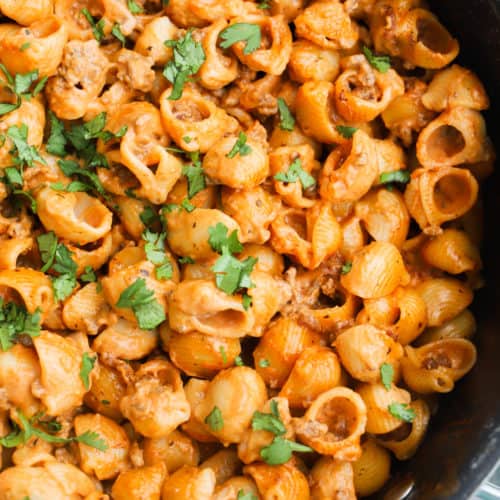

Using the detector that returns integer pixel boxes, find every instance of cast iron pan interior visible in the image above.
[378,1,500,499]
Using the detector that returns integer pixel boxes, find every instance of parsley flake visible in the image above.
[220,23,262,55]
[234,356,244,366]
[259,358,270,368]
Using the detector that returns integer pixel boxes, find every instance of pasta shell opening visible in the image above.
[426,125,466,163]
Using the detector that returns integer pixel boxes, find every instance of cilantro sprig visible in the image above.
[37,232,78,301]
[274,158,316,190]
[0,410,108,451]
[252,400,286,436]
[163,30,206,100]
[250,400,313,465]
[260,437,313,465]
[7,124,46,169]
[142,230,173,280]
[0,299,41,351]
[220,23,262,55]
[0,66,48,117]
[49,111,126,169]
[208,223,257,298]
[116,278,166,329]
[182,152,206,199]
[208,223,243,254]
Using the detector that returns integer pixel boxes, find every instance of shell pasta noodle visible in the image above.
[0,0,492,498]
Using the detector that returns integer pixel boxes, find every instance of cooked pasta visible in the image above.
[0,0,491,498]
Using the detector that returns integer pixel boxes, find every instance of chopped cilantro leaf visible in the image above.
[260,437,313,465]
[379,170,411,186]
[226,132,252,159]
[220,345,228,364]
[127,0,144,13]
[388,402,415,422]
[0,300,41,351]
[80,352,97,390]
[182,163,206,199]
[220,23,261,55]
[252,401,286,436]
[336,125,358,138]
[380,363,394,390]
[208,223,243,255]
[277,97,295,131]
[80,266,97,283]
[205,406,224,431]
[7,124,46,168]
[363,46,391,73]
[116,278,165,329]
[46,111,68,157]
[111,24,126,46]
[341,262,352,275]
[181,198,195,212]
[163,30,206,100]
[81,8,105,43]
[274,158,316,190]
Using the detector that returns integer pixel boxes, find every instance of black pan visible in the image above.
[379,1,500,498]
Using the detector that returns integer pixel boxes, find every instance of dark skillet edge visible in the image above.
[374,1,500,499]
